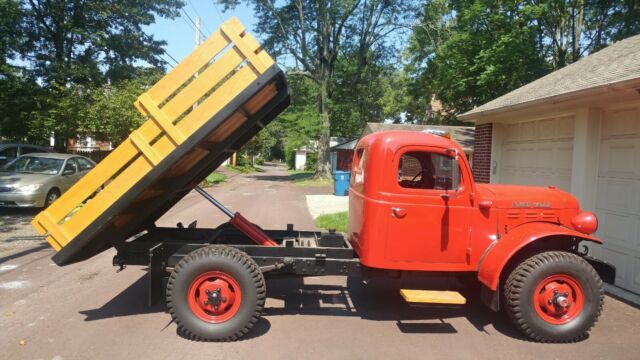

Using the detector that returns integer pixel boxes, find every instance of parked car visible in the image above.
[0,153,95,208]
[0,143,52,167]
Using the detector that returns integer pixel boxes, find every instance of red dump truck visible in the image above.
[32,18,613,343]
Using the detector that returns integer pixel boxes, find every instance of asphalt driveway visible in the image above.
[1,163,639,360]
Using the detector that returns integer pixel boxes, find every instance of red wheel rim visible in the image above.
[187,271,242,323]
[533,274,584,325]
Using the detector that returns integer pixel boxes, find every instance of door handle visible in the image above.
[392,207,407,218]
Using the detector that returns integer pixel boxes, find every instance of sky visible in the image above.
[145,1,259,68]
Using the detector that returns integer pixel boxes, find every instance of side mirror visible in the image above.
[62,168,75,176]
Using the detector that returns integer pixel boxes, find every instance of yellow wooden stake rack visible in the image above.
[32,17,289,265]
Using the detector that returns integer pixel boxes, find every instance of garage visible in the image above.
[595,107,640,294]
[499,116,574,191]
[460,34,640,296]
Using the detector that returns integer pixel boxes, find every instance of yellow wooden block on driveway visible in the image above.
[400,289,467,305]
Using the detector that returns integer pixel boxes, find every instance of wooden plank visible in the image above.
[38,142,138,222]
[62,156,153,239]
[220,18,269,74]
[162,47,244,120]
[146,30,230,103]
[136,94,187,145]
[400,289,467,305]
[176,65,257,133]
[130,131,162,166]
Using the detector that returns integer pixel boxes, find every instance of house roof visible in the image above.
[460,34,640,119]
[330,139,358,150]
[361,123,475,152]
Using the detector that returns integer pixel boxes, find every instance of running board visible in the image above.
[400,289,466,305]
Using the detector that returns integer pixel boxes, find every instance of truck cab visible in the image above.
[349,130,602,289]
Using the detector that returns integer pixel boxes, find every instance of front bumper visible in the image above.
[0,192,46,208]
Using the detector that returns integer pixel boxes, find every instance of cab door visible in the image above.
[384,146,472,265]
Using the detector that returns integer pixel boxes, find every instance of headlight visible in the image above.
[571,212,598,235]
[16,184,43,194]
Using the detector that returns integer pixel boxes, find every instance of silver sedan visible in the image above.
[0,153,95,208]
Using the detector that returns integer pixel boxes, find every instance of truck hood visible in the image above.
[475,184,579,210]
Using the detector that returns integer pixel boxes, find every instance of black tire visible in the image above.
[167,245,266,341]
[503,251,603,343]
[44,188,60,208]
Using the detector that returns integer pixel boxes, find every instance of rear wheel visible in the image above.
[503,251,603,342]
[167,245,266,341]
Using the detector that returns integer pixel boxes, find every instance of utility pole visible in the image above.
[195,16,201,47]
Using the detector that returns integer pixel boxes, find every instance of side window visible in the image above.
[21,147,41,155]
[76,158,94,171]
[398,151,460,190]
[0,147,18,158]
[63,159,78,174]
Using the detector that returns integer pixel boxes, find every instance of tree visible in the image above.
[1,1,184,147]
[219,0,415,178]
[405,0,640,118]
[21,0,183,86]
[81,68,164,145]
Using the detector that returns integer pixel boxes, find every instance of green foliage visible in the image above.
[218,0,417,178]
[226,164,259,173]
[315,211,348,232]
[0,0,183,145]
[405,0,640,117]
[81,69,164,145]
[204,171,227,185]
[22,0,183,86]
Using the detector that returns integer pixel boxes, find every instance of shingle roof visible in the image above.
[461,34,640,119]
[361,123,475,152]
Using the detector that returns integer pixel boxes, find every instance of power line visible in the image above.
[187,0,212,34]
[182,9,207,41]
[211,0,225,23]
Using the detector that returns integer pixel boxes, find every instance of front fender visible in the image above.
[477,222,602,291]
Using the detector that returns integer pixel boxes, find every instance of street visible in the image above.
[1,163,639,360]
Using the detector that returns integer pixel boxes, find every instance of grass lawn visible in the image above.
[288,170,333,187]
[226,164,261,173]
[315,211,348,232]
[200,172,227,187]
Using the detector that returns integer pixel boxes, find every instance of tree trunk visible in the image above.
[314,78,333,180]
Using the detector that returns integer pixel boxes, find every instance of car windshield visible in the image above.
[1,156,64,175]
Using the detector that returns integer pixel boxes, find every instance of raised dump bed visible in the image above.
[32,17,290,266]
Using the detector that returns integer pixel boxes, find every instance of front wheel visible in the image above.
[166,245,266,341]
[503,251,603,342]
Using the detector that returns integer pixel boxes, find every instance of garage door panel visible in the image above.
[597,211,639,248]
[596,178,640,214]
[538,119,555,139]
[598,138,640,179]
[596,106,640,294]
[556,116,575,138]
[500,117,573,192]
[602,108,640,137]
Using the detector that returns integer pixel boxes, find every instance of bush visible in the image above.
[304,152,317,171]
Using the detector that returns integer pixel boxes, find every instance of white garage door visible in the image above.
[595,107,640,294]
[499,116,575,191]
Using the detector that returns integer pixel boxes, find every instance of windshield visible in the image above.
[2,156,64,175]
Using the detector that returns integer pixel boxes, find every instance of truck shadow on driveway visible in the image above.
[78,271,273,340]
[78,272,527,341]
[264,276,526,340]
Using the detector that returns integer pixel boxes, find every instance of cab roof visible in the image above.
[358,130,464,154]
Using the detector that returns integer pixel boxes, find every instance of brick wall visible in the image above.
[472,123,493,183]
